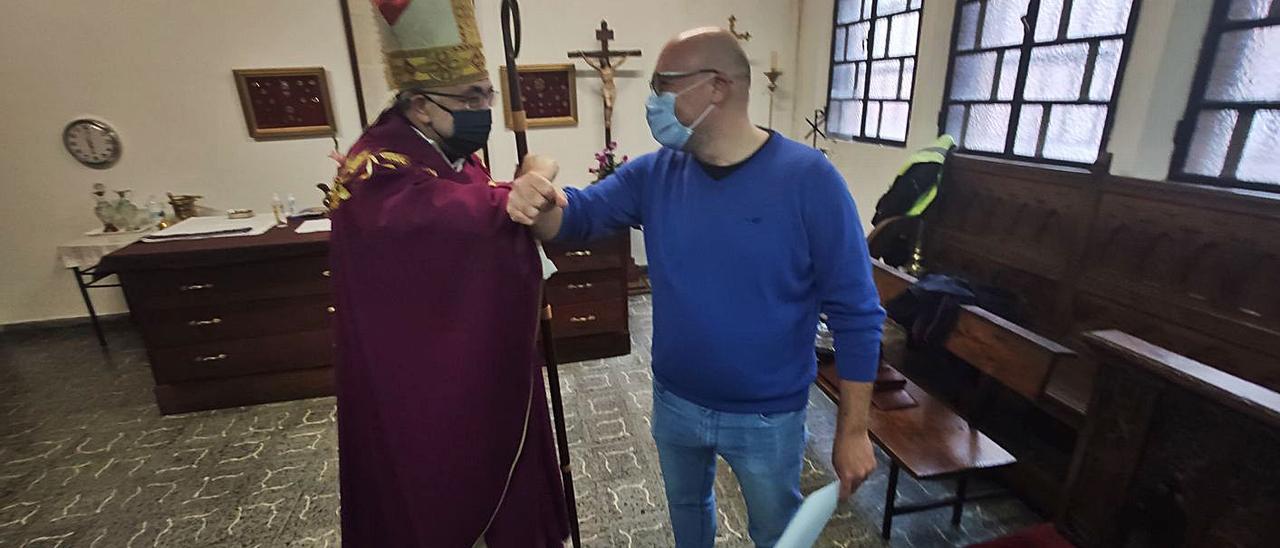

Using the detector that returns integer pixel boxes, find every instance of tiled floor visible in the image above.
[0,296,1039,547]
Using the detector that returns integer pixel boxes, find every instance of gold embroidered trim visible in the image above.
[325,150,412,211]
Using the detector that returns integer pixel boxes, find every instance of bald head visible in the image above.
[657,27,752,90]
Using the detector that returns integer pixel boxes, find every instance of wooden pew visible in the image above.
[816,261,1085,536]
[1057,330,1280,547]
[871,262,1081,423]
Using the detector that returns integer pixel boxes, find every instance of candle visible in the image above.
[770,50,779,71]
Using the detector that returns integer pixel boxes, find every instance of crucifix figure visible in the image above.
[568,20,642,145]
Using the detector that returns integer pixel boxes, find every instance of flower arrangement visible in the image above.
[588,141,629,182]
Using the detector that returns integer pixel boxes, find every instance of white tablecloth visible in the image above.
[57,230,149,269]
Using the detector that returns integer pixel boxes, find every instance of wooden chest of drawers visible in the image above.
[101,225,632,414]
[542,233,632,363]
[101,225,333,414]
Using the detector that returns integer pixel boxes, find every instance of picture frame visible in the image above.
[233,67,337,140]
[499,63,579,129]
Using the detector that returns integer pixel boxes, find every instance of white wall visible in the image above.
[0,1,365,325]
[0,0,802,324]
[788,0,1216,226]
[0,0,1218,324]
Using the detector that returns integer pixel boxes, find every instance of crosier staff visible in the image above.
[500,2,581,547]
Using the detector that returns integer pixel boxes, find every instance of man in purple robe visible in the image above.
[326,0,569,545]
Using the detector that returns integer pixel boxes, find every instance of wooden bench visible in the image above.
[817,259,1086,535]
[816,362,1014,539]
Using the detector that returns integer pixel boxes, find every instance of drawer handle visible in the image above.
[180,283,215,292]
[188,318,223,327]
[322,270,331,278]
[569,314,597,323]
[327,306,336,314]
[567,282,594,290]
[565,250,593,257]
[194,353,228,363]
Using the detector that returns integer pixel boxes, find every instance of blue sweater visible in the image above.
[556,133,885,413]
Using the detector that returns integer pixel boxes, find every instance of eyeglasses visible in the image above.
[419,87,498,110]
[649,69,722,95]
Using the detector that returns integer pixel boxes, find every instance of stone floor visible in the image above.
[0,295,1039,547]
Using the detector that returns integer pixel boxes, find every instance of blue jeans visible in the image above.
[651,381,806,548]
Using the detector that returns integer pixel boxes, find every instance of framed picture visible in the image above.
[499,64,579,129]
[233,67,336,140]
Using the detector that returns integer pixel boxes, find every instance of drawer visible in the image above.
[546,270,625,305]
[136,295,334,348]
[151,330,333,384]
[123,254,330,310]
[549,300,626,338]
[543,235,627,273]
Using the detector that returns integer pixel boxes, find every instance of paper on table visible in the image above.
[295,219,332,234]
[142,216,275,242]
[774,481,841,548]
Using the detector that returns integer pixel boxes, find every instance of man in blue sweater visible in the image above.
[509,28,885,547]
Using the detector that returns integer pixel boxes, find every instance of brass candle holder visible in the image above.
[764,68,783,129]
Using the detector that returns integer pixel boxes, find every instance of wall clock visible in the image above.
[63,118,122,169]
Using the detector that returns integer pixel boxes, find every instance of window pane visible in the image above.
[1025,43,1089,101]
[1067,0,1134,39]
[1237,109,1280,185]
[910,0,923,9]
[867,101,883,137]
[1043,105,1106,163]
[832,64,855,99]
[1089,40,1125,101]
[853,62,868,98]
[1015,104,1045,156]
[827,100,845,135]
[873,16,890,58]
[881,101,910,141]
[1035,0,1064,42]
[951,51,999,100]
[901,58,916,99]
[957,1,980,51]
[837,0,862,24]
[889,11,921,57]
[998,48,1022,100]
[946,105,966,141]
[877,0,909,15]
[847,21,871,61]
[982,0,1032,49]
[966,103,1012,152]
[1206,26,1280,102]
[833,27,848,62]
[1229,0,1275,21]
[842,99,866,137]
[1183,109,1239,177]
[870,59,901,99]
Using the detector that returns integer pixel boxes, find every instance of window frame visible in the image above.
[825,0,926,147]
[1169,0,1280,192]
[937,0,1145,168]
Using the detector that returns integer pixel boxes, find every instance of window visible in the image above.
[826,0,925,145]
[940,0,1140,165]
[1171,0,1280,191]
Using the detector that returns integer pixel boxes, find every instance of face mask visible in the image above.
[645,77,716,150]
[423,96,492,160]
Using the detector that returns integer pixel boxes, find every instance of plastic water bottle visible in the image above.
[287,193,297,217]
[146,195,164,228]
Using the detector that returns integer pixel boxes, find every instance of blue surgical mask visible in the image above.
[645,78,716,150]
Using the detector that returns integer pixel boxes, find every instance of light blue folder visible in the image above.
[774,481,842,548]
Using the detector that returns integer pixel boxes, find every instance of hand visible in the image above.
[832,430,876,499]
[507,171,567,226]
[517,153,559,182]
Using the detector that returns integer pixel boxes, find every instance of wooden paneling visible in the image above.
[1060,331,1280,547]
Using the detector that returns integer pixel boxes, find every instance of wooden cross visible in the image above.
[568,20,642,146]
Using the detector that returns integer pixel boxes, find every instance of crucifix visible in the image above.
[568,20,642,146]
